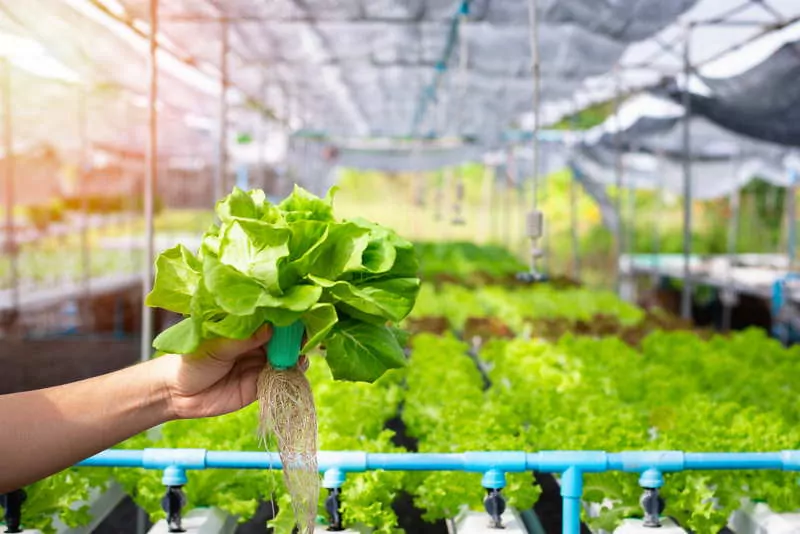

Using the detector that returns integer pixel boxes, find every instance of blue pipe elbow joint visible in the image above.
[481,469,506,490]
[323,468,347,490]
[639,468,664,489]
[162,466,188,486]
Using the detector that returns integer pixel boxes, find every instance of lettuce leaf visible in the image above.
[145,185,420,382]
[325,321,407,382]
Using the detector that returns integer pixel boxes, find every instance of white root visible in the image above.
[258,364,319,534]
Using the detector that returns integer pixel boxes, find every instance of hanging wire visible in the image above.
[527,0,540,213]
[449,4,469,227]
[522,0,544,280]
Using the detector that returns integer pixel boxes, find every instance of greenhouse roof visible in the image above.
[2,0,800,161]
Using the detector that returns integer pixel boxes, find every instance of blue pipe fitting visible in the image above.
[459,0,470,15]
[560,467,583,498]
[638,468,664,489]
[322,452,368,472]
[144,448,206,470]
[609,451,684,472]
[481,469,506,490]
[162,466,188,486]
[534,451,607,473]
[782,451,800,471]
[323,468,347,490]
[465,451,527,473]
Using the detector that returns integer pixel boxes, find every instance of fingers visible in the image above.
[238,364,263,407]
[238,353,267,373]
[200,324,273,362]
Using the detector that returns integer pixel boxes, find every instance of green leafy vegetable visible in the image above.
[146,185,420,384]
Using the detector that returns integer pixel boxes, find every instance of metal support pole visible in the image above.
[722,177,741,332]
[541,148,551,273]
[680,25,694,321]
[613,68,625,296]
[627,178,636,271]
[256,77,267,191]
[1,59,18,318]
[516,150,527,259]
[480,163,493,244]
[136,5,159,532]
[570,169,580,280]
[490,165,499,244]
[78,85,91,308]
[788,167,798,271]
[569,106,581,281]
[140,0,158,364]
[652,154,664,287]
[216,20,229,200]
[505,150,515,249]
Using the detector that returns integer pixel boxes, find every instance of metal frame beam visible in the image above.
[1,59,18,320]
[85,0,281,124]
[680,24,694,321]
[140,0,158,364]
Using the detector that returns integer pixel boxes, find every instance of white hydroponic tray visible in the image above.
[729,501,800,534]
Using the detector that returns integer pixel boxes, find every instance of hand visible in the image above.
[159,326,310,420]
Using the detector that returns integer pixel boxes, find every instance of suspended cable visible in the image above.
[521,0,544,282]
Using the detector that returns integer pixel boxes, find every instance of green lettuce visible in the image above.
[146,186,420,383]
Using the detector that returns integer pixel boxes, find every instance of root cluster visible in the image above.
[258,364,319,534]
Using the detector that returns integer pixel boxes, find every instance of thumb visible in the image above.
[200,324,273,362]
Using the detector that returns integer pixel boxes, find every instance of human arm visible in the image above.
[0,324,293,493]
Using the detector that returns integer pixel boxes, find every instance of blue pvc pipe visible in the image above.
[75,448,800,534]
[366,453,463,471]
[684,452,785,470]
[789,168,798,265]
[79,450,144,467]
[77,449,800,473]
[560,467,582,534]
